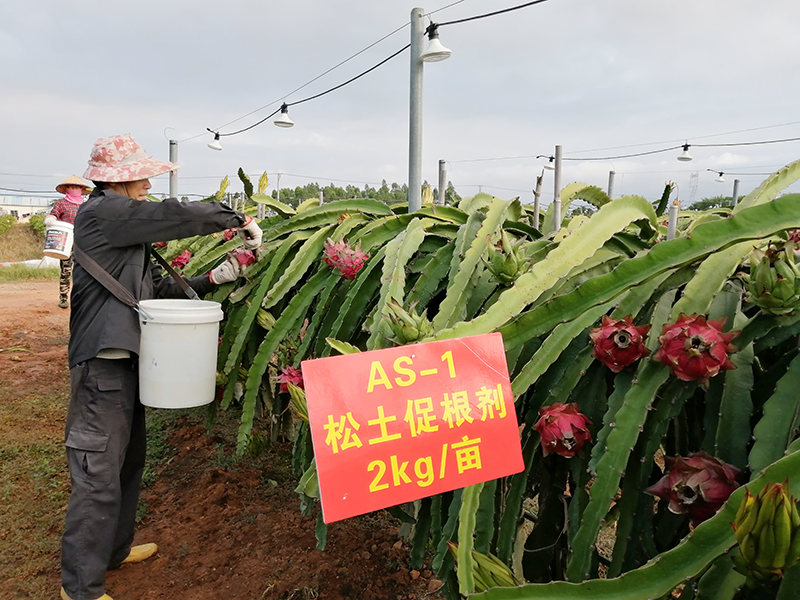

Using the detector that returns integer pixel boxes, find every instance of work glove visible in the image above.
[44,215,58,228]
[208,256,243,285]
[238,216,263,251]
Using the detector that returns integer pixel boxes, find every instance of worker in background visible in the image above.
[44,175,92,308]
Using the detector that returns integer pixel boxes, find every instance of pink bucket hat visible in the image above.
[83,134,179,182]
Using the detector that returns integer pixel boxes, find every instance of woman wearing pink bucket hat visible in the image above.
[60,134,263,600]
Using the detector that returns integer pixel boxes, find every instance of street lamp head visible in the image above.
[274,103,294,128]
[207,131,222,151]
[677,143,693,162]
[421,24,451,63]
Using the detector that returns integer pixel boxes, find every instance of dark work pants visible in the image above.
[61,357,145,600]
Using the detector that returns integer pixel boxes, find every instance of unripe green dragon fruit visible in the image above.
[485,229,527,285]
[384,299,434,345]
[742,242,800,315]
[286,382,309,423]
[732,480,800,586]
[256,308,276,330]
[447,542,521,592]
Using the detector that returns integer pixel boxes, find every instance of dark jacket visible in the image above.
[68,189,246,367]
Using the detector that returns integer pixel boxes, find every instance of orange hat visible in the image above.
[56,174,92,195]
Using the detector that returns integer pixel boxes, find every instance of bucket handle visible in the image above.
[135,304,154,322]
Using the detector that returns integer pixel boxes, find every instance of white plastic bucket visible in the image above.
[43,221,74,260]
[138,299,224,409]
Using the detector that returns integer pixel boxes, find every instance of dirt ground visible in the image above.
[0,280,445,600]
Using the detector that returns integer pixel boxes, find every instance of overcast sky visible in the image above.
[3,0,800,207]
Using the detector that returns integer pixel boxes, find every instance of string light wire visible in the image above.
[203,0,556,140]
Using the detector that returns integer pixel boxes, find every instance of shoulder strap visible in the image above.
[73,245,140,309]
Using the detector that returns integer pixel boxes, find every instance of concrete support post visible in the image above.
[437,159,447,205]
[607,170,615,200]
[169,140,178,198]
[553,145,562,229]
[407,7,425,213]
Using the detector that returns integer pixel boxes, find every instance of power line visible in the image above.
[437,0,553,27]
[563,120,800,156]
[0,186,59,196]
[427,0,469,17]
[450,134,800,164]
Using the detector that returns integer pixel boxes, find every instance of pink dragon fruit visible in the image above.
[276,366,304,394]
[645,450,740,525]
[223,228,237,242]
[322,238,369,280]
[170,250,192,269]
[589,315,651,372]
[533,402,593,458]
[152,241,168,249]
[229,248,257,268]
[653,313,738,384]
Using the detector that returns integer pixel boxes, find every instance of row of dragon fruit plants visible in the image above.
[157,163,800,599]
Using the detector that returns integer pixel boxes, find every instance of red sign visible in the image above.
[302,332,524,523]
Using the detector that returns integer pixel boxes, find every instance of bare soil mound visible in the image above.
[0,280,444,600]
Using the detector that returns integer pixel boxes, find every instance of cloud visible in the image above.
[2,0,800,203]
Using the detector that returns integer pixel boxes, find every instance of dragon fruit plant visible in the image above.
[165,162,800,599]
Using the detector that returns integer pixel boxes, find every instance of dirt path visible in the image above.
[0,280,444,600]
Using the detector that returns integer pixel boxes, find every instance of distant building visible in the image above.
[0,196,54,222]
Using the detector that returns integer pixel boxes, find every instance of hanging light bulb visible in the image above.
[677,143,693,162]
[537,155,555,171]
[207,132,222,151]
[707,169,725,183]
[420,24,451,63]
[274,104,294,128]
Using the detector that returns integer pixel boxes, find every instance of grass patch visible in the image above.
[0,223,45,262]
[0,391,69,599]
[0,222,58,282]
[0,389,211,595]
[0,264,60,282]
[142,409,177,489]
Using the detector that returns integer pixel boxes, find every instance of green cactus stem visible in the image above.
[472,449,800,599]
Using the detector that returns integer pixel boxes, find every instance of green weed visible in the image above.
[0,264,59,282]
